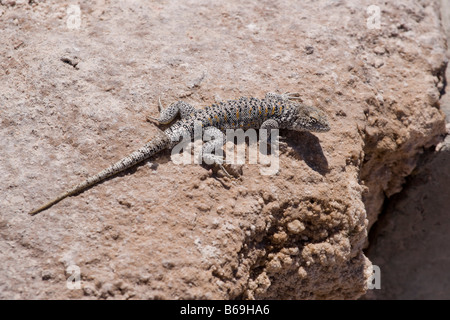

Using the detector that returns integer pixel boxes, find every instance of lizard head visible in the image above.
[292,104,330,132]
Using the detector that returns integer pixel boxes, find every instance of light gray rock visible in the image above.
[363,0,450,300]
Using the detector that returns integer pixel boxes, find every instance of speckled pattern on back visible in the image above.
[164,95,330,144]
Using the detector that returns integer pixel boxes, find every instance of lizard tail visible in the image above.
[29,132,171,216]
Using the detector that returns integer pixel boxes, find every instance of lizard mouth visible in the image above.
[315,124,331,132]
[294,122,330,132]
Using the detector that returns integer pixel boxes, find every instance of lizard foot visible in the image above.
[221,163,243,178]
[211,163,243,178]
[202,154,241,178]
[146,115,160,124]
[266,92,303,102]
[146,96,166,124]
[282,92,302,101]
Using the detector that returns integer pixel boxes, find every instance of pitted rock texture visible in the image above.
[362,0,450,300]
[0,0,446,299]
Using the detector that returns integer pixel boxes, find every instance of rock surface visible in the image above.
[363,0,450,299]
[0,0,446,299]
[364,134,450,299]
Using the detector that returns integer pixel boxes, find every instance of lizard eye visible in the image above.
[310,118,317,124]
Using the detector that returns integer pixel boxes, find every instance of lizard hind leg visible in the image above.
[147,97,196,124]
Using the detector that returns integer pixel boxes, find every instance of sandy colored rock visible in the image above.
[362,0,450,299]
[0,0,446,299]
[364,135,450,299]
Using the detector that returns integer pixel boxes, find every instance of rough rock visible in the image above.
[358,1,447,230]
[363,0,450,299]
[364,134,450,299]
[0,0,446,299]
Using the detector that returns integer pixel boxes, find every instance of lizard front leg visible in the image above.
[260,118,287,151]
[201,126,225,164]
[260,119,279,141]
[148,98,196,124]
[200,126,235,177]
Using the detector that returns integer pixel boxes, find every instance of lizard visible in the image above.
[28,92,330,216]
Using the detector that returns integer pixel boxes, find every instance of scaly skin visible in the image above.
[29,93,330,216]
